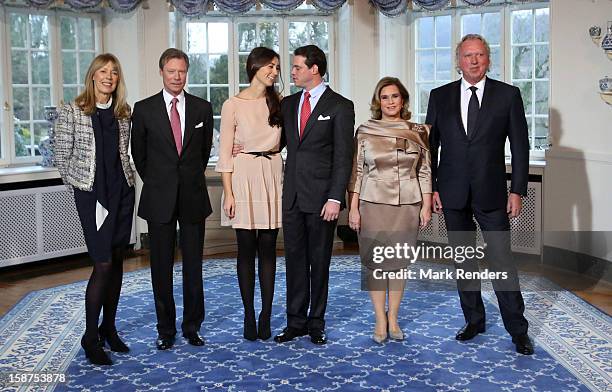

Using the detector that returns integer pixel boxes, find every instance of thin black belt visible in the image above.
[243,151,280,160]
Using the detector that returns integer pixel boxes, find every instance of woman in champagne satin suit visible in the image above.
[348,77,432,344]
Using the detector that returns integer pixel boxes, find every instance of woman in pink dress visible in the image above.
[215,47,283,341]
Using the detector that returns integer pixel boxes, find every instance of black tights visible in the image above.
[83,248,125,343]
[235,229,278,323]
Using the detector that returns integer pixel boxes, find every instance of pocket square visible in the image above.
[317,115,331,121]
[195,122,204,128]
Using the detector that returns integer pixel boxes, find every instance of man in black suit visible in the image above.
[426,34,533,355]
[131,48,213,350]
[273,45,355,345]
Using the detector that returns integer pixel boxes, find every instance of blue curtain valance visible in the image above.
[12,0,532,17]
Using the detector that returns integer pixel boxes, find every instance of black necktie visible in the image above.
[467,86,479,138]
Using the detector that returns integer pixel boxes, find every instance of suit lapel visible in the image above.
[287,93,300,144]
[470,78,494,140]
[451,80,468,139]
[155,91,177,151]
[300,87,333,143]
[182,92,195,153]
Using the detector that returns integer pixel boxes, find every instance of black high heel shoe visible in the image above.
[98,328,130,352]
[81,335,112,366]
[243,314,257,341]
[257,314,271,340]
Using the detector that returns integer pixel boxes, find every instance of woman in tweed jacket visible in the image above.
[54,53,135,366]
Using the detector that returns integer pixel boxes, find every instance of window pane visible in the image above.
[514,81,533,115]
[239,54,249,84]
[32,87,51,120]
[311,22,329,51]
[62,52,78,84]
[14,122,31,157]
[489,46,501,79]
[435,15,451,47]
[534,81,549,115]
[436,50,451,81]
[534,117,549,149]
[259,22,279,51]
[79,52,95,81]
[210,87,228,116]
[288,22,307,51]
[30,15,49,49]
[483,13,501,45]
[209,55,228,84]
[461,14,480,35]
[34,122,48,154]
[188,86,208,100]
[512,10,533,44]
[63,87,78,103]
[78,18,94,50]
[512,46,533,79]
[189,54,208,84]
[61,17,76,50]
[31,52,50,85]
[417,17,434,48]
[208,23,228,53]
[187,23,207,53]
[10,14,27,48]
[417,50,434,81]
[238,23,256,52]
[535,8,549,42]
[417,83,435,115]
[535,45,549,79]
[11,50,28,84]
[12,87,30,121]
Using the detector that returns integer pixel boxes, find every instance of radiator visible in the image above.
[0,185,87,267]
[417,180,542,255]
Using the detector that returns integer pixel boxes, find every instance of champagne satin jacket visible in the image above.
[348,119,432,205]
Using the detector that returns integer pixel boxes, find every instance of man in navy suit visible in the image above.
[426,34,533,355]
[273,45,355,345]
[132,48,213,350]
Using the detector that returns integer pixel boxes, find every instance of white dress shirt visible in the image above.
[296,82,327,137]
[460,77,486,134]
[162,88,186,142]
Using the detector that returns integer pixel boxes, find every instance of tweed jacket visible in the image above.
[348,119,431,206]
[54,102,135,191]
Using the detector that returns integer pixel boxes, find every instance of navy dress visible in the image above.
[74,106,135,263]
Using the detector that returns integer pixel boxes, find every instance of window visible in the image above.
[0,6,100,165]
[60,15,97,103]
[177,9,334,160]
[412,2,550,155]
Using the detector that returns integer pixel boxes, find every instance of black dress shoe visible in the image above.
[512,334,534,355]
[273,327,308,343]
[257,315,271,341]
[309,330,327,345]
[183,332,205,346]
[156,335,175,350]
[82,336,112,366]
[455,323,485,341]
[98,328,130,352]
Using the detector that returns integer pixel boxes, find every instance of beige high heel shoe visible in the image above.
[372,331,388,344]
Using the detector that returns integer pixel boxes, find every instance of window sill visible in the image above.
[0,165,60,184]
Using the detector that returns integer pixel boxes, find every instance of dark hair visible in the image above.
[159,48,190,70]
[370,77,411,120]
[294,45,327,77]
[246,47,283,128]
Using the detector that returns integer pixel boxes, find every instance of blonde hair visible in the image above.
[75,53,130,119]
[370,77,411,120]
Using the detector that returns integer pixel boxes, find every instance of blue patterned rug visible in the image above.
[0,256,610,391]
